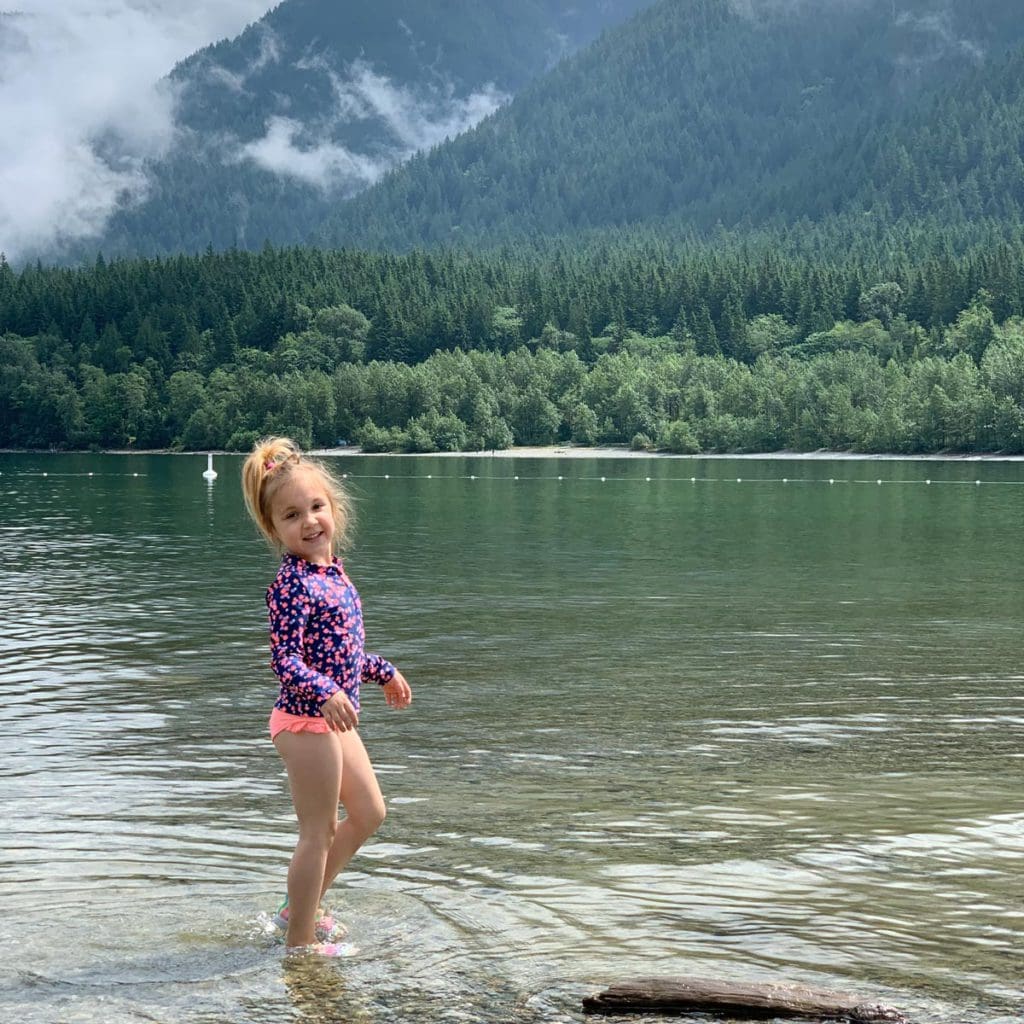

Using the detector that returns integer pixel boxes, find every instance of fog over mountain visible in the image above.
[3,0,651,263]
[0,1,270,260]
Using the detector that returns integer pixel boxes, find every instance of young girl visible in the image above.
[242,437,412,957]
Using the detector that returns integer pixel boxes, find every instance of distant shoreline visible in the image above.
[311,445,1024,463]
[5,445,1024,463]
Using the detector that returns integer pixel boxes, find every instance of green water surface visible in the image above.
[0,452,1020,1024]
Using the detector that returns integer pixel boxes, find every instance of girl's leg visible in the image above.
[274,729,344,947]
[319,727,386,901]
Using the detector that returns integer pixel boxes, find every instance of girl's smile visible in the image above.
[269,469,336,565]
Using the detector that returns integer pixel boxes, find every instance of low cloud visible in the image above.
[894,9,985,64]
[0,0,269,261]
[334,61,508,152]
[192,21,283,94]
[237,59,508,192]
[1,4,510,257]
[239,116,391,191]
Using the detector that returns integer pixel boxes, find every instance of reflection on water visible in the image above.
[0,453,1021,1024]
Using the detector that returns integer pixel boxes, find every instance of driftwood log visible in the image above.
[582,977,908,1022]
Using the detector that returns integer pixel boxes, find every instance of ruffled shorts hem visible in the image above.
[269,707,332,739]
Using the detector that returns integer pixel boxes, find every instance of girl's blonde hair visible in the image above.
[241,437,354,552]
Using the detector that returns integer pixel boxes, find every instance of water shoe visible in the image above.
[272,899,347,942]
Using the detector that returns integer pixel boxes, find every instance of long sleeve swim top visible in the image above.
[266,552,396,716]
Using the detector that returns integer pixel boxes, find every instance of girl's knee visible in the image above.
[351,799,386,839]
[298,816,339,849]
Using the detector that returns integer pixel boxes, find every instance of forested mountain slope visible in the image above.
[83,0,651,259]
[319,0,1024,248]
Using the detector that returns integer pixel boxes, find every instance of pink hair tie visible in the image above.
[265,452,297,473]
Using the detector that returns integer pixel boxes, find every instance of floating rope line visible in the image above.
[0,471,146,477]
[1,470,1020,486]
[336,472,1020,486]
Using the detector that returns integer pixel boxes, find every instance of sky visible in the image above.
[0,0,271,260]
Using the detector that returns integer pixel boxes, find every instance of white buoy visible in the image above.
[202,453,218,481]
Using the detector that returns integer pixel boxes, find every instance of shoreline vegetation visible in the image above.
[6,245,1024,459]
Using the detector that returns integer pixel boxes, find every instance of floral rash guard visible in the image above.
[266,553,396,716]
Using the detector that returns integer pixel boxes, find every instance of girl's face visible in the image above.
[268,468,336,565]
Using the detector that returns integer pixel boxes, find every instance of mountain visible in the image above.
[317,0,1024,249]
[84,0,653,259]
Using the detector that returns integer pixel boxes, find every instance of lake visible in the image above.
[0,451,1021,1024]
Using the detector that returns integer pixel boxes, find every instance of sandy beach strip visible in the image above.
[308,444,1024,463]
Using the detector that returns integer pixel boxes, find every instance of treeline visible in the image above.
[3,287,1024,454]
[5,237,1024,366]
[4,238,1024,453]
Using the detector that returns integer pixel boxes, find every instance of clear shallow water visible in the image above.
[0,452,1021,1024]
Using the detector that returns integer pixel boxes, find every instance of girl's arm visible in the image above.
[362,652,397,686]
[267,574,340,705]
[364,648,413,707]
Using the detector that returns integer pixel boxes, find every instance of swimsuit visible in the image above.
[266,552,396,736]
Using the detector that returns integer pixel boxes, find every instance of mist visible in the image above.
[235,60,507,192]
[0,0,270,261]
[0,2,510,259]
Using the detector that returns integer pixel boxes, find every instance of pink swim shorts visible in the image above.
[269,707,333,739]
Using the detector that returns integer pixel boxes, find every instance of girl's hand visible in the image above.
[321,691,359,732]
[382,670,412,709]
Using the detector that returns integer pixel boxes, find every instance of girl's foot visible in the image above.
[272,899,347,942]
[284,941,358,958]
